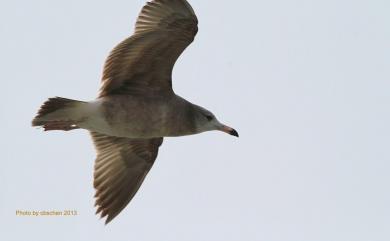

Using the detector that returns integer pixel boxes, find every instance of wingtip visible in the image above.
[104,219,110,225]
[104,215,114,225]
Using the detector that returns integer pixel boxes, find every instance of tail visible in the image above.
[32,97,87,131]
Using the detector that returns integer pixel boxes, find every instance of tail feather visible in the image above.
[32,97,86,131]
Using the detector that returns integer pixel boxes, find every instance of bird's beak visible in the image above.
[219,125,239,137]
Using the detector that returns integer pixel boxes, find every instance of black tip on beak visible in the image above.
[229,129,239,137]
[220,125,239,137]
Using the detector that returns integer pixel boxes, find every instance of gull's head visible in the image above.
[193,105,239,137]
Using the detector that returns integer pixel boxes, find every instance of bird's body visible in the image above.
[32,0,238,224]
[69,94,198,138]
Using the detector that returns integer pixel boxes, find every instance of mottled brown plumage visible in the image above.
[99,0,198,97]
[32,0,238,225]
[94,0,199,223]
[91,132,163,224]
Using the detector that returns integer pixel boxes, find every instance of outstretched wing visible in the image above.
[99,0,198,97]
[90,132,163,224]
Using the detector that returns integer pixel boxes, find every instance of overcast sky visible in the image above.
[1,0,390,240]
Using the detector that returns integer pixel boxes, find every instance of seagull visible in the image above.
[32,0,238,224]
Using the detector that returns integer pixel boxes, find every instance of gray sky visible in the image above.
[1,0,390,240]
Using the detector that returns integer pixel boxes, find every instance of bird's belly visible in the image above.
[79,97,168,138]
[105,117,165,138]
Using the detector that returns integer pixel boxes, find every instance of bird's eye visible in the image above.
[206,115,213,121]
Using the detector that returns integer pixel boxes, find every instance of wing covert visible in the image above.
[99,0,198,97]
[91,132,163,224]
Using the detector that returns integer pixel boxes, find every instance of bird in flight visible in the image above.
[32,0,238,224]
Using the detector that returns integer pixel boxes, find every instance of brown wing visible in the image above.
[99,0,198,97]
[90,132,163,224]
